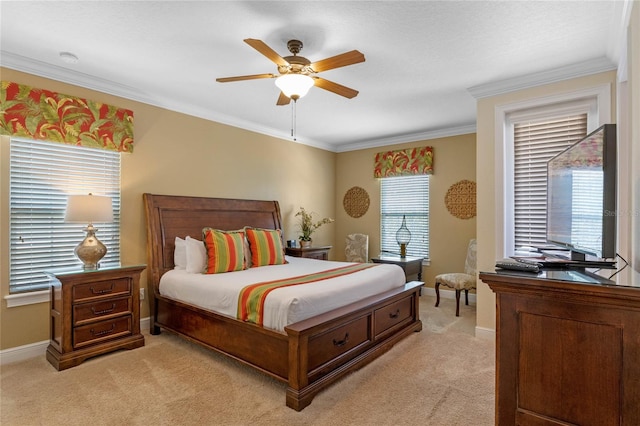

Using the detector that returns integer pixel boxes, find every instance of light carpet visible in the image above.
[0,295,495,425]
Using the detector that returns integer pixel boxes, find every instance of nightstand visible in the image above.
[371,255,423,282]
[285,245,332,260]
[45,264,146,371]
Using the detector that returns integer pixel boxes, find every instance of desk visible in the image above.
[371,255,423,282]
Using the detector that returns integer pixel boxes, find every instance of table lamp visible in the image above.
[65,193,113,270]
[396,215,411,258]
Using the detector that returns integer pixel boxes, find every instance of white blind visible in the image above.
[9,139,121,293]
[513,114,587,249]
[380,175,429,259]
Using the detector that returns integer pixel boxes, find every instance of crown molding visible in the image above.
[467,57,617,99]
[0,50,333,151]
[335,123,477,153]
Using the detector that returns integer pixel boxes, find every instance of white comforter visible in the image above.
[159,256,406,332]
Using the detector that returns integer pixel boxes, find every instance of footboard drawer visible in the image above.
[374,295,413,339]
[307,315,371,372]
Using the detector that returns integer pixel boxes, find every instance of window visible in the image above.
[512,114,587,250]
[380,175,429,260]
[9,138,121,293]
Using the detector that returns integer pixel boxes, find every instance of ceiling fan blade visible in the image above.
[276,92,291,106]
[216,73,277,83]
[310,50,365,73]
[244,38,289,66]
[313,77,359,99]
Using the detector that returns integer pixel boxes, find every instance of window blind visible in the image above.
[380,175,429,259]
[513,114,587,249]
[9,138,121,293]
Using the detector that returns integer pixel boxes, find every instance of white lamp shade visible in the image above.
[275,74,314,99]
[65,194,113,223]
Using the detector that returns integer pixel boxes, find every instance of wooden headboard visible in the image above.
[143,193,282,291]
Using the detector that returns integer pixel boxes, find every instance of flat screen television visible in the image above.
[546,123,617,261]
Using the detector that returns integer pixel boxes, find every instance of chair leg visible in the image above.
[435,282,440,307]
[464,289,469,305]
[455,290,461,317]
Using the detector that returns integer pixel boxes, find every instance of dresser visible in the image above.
[285,245,332,260]
[46,265,146,370]
[480,269,640,425]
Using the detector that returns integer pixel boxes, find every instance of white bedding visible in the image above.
[159,256,407,332]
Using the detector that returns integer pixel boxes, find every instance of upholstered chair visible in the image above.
[434,239,477,316]
[345,233,369,263]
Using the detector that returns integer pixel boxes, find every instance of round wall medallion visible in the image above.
[343,186,370,218]
[445,180,476,219]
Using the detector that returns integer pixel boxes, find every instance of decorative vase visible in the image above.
[300,240,312,249]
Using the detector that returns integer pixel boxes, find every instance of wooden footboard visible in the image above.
[143,193,423,410]
[152,280,422,410]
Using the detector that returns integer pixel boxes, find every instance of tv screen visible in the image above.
[546,124,616,260]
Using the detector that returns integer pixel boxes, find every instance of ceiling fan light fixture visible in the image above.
[275,74,314,100]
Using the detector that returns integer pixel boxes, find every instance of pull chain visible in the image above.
[290,99,297,141]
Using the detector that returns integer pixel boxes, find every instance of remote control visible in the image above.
[495,258,540,273]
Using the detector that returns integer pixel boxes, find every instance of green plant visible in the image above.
[295,207,334,241]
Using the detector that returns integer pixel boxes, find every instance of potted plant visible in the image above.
[295,207,334,248]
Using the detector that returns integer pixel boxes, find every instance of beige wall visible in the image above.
[475,71,619,332]
[335,134,477,288]
[630,2,640,283]
[0,68,336,350]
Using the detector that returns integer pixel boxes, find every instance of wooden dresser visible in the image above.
[46,264,146,370]
[480,270,640,425]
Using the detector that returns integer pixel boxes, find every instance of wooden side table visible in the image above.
[371,255,423,283]
[45,264,146,370]
[285,245,332,260]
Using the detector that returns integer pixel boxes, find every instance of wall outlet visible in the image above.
[139,288,145,301]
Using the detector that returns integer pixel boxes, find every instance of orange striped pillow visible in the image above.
[202,228,246,274]
[244,227,287,267]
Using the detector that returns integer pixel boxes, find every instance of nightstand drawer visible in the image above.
[73,297,132,325]
[73,278,131,302]
[74,316,132,348]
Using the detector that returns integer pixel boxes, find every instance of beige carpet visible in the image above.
[1,295,495,426]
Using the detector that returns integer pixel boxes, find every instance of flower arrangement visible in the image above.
[296,207,334,241]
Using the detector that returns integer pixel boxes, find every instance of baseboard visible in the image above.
[0,317,151,366]
[474,326,496,341]
[421,286,477,304]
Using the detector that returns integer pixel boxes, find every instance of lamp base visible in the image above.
[75,225,107,270]
[400,243,407,258]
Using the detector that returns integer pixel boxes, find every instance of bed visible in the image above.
[143,193,423,410]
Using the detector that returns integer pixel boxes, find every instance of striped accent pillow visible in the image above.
[244,227,287,267]
[202,228,246,274]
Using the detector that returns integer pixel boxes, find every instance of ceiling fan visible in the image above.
[216,39,365,105]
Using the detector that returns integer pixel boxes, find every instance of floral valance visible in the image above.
[374,146,434,178]
[0,81,134,153]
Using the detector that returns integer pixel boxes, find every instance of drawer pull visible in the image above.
[90,284,114,295]
[91,303,116,315]
[333,333,350,347]
[389,309,400,319]
[91,324,115,337]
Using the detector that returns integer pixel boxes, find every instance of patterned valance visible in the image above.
[0,81,134,153]
[374,146,434,178]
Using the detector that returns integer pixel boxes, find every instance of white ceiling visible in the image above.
[0,1,627,152]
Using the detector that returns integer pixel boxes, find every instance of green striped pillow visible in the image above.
[244,227,287,267]
[202,228,246,274]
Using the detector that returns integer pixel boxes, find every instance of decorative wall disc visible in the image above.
[343,186,370,218]
[445,180,476,219]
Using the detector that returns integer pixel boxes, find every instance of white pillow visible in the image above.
[174,237,187,270]
[185,236,207,274]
